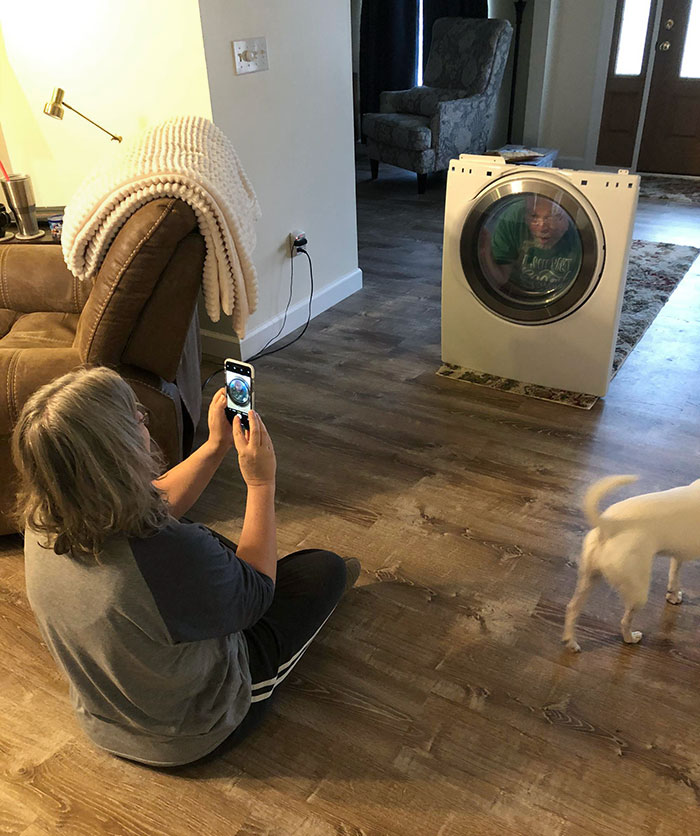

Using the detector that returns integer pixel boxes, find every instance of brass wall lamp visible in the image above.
[43,87,122,142]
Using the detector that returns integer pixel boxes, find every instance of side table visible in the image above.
[1,225,60,245]
[0,206,64,245]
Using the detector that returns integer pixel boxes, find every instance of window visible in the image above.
[416,0,425,86]
[614,0,653,76]
[680,0,700,78]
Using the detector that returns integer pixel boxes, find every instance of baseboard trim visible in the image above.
[200,329,243,362]
[201,266,363,361]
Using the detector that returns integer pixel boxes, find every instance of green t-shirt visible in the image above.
[489,201,582,293]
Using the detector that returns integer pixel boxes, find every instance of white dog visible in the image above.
[563,475,700,652]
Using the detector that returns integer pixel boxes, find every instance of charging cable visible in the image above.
[201,367,225,391]
[249,240,314,362]
[201,237,314,389]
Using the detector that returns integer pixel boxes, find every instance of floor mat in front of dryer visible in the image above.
[436,363,599,410]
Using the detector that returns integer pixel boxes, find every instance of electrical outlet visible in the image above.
[232,37,269,75]
[289,229,306,257]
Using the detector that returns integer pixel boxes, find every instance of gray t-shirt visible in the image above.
[24,519,275,766]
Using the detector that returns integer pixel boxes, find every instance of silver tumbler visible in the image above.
[1,174,44,241]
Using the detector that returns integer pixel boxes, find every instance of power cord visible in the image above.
[201,367,225,391]
[201,241,315,390]
[248,236,300,361]
[249,246,314,362]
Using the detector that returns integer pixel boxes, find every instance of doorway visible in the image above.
[597,0,700,175]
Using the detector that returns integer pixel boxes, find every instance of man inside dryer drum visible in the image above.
[483,194,583,299]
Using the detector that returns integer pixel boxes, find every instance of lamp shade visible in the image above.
[43,88,65,120]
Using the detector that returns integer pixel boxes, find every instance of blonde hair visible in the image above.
[12,366,170,557]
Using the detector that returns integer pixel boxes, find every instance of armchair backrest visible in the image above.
[75,198,205,382]
[424,18,513,95]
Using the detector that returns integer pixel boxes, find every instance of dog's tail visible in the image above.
[583,475,638,529]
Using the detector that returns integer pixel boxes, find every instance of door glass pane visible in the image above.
[476,194,582,307]
[615,0,653,75]
[680,0,700,78]
[416,0,424,86]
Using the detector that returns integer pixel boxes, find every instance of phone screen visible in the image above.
[225,360,254,430]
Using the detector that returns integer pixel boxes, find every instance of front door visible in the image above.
[597,0,700,175]
[637,0,700,174]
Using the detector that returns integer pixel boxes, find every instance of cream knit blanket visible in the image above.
[61,116,261,336]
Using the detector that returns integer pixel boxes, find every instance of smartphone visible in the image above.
[224,359,255,431]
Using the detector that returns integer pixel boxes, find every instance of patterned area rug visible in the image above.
[638,175,700,206]
[437,240,700,409]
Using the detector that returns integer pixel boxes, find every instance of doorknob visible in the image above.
[658,40,671,51]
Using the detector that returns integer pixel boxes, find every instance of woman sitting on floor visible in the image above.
[12,366,359,767]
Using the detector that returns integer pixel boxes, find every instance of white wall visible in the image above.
[522,0,616,169]
[0,0,213,206]
[197,0,361,359]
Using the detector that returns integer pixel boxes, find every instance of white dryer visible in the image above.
[441,155,639,396]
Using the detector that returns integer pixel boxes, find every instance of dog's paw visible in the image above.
[624,630,643,644]
[562,638,581,653]
[666,590,683,605]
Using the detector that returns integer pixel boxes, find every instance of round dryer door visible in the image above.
[459,176,603,324]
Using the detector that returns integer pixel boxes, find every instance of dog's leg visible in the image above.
[665,558,683,605]
[619,584,647,644]
[610,542,652,645]
[620,603,643,644]
[563,574,595,653]
[562,536,597,652]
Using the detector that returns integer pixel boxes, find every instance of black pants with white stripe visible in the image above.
[206,546,347,759]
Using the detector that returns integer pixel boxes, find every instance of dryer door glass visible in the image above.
[460,180,601,324]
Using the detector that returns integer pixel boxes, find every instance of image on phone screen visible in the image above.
[225,360,254,430]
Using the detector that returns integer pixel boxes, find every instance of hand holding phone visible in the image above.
[232,410,277,488]
[224,359,254,431]
[206,387,236,452]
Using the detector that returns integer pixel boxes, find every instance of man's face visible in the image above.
[525,197,569,249]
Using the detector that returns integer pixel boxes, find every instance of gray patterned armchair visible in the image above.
[362,18,513,193]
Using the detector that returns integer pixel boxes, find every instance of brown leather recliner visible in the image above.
[0,197,206,535]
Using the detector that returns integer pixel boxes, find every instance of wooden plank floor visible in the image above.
[2,157,700,835]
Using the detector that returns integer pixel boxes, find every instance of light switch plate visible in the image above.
[232,37,269,75]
